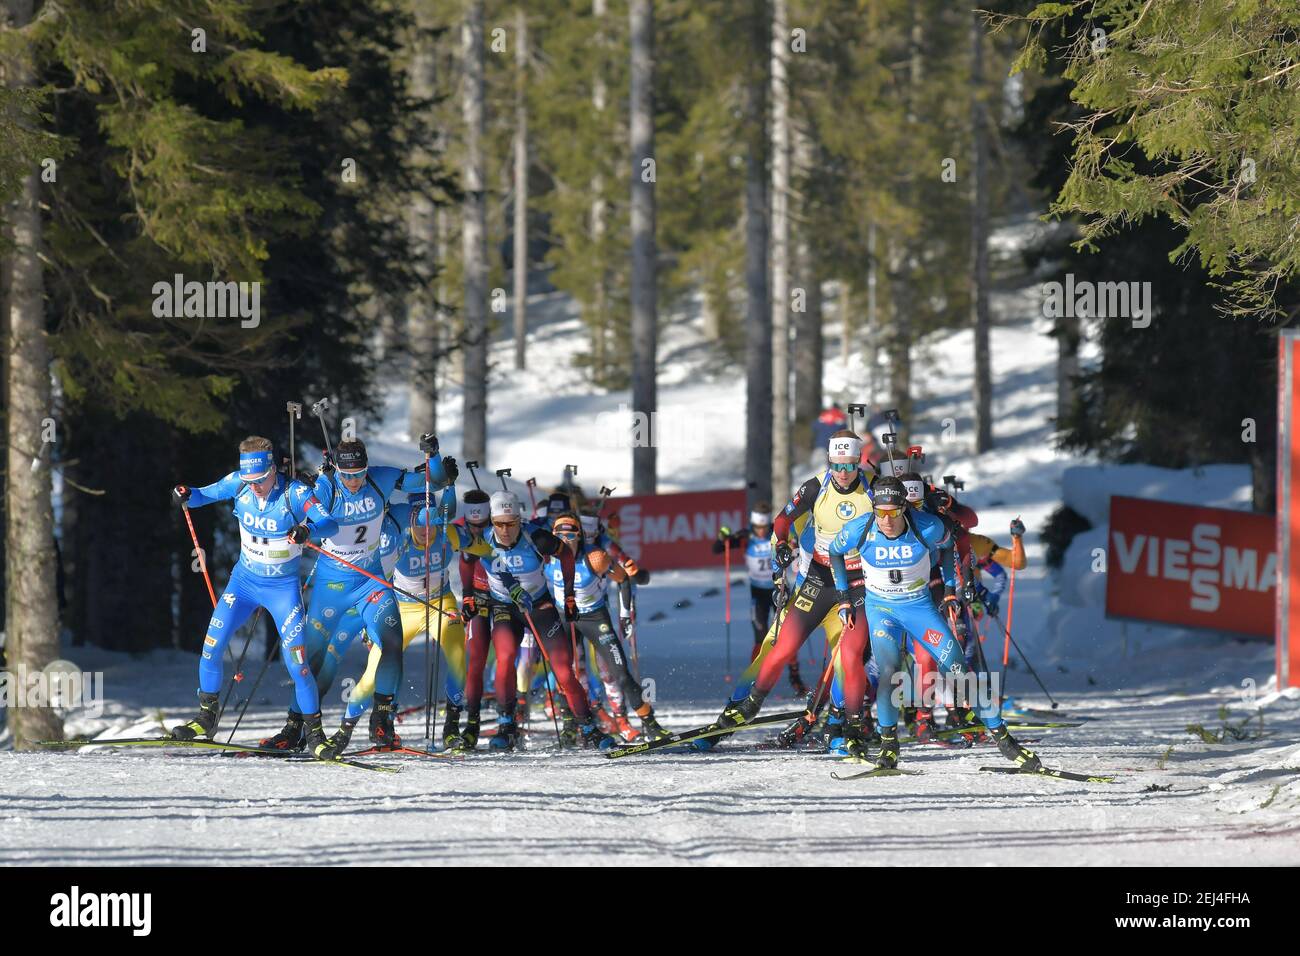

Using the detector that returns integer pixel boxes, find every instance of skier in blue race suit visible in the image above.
[828,476,1041,771]
[277,434,457,751]
[169,436,341,758]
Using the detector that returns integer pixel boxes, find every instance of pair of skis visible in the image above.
[38,736,398,773]
[604,710,808,759]
[830,759,1115,783]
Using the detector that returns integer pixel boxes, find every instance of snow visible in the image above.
[3,214,1295,866]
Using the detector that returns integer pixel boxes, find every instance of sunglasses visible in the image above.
[829,461,857,473]
[554,528,580,538]
[492,519,520,530]
[873,506,904,518]
[338,469,368,480]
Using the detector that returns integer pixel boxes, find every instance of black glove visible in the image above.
[173,485,191,505]
[772,579,789,610]
[441,456,459,483]
[1010,517,1026,537]
[634,568,651,586]
[774,542,795,570]
[288,524,310,545]
[419,433,439,456]
[564,594,578,623]
[320,450,335,476]
[461,594,479,623]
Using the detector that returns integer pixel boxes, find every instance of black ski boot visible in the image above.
[326,715,359,755]
[559,712,580,747]
[718,690,766,729]
[441,702,463,749]
[170,691,220,740]
[841,714,872,759]
[259,709,306,751]
[991,725,1041,771]
[873,727,900,769]
[304,712,337,761]
[369,693,401,750]
[638,710,672,742]
[581,718,618,751]
[455,711,481,751]
[489,717,519,751]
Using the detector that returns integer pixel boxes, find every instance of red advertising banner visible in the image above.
[1106,495,1274,638]
[604,489,747,570]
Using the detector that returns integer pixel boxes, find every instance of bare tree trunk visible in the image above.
[970,11,993,452]
[407,4,438,439]
[4,0,62,748]
[865,221,878,405]
[1057,312,1080,429]
[769,0,791,499]
[840,283,852,377]
[792,122,821,465]
[744,0,771,507]
[512,6,529,371]
[629,0,657,493]
[461,0,489,461]
[591,0,609,379]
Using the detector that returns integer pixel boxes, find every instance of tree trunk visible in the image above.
[629,0,657,493]
[407,3,438,440]
[744,3,771,507]
[4,0,62,747]
[1056,312,1080,430]
[769,0,791,499]
[513,6,528,371]
[792,120,821,465]
[970,11,993,452]
[865,221,878,405]
[461,0,489,462]
[591,0,609,381]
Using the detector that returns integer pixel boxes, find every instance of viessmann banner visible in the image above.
[1105,495,1275,637]
[606,489,746,570]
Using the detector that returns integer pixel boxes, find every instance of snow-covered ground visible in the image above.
[3,215,1296,866]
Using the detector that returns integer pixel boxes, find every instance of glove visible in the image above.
[1010,517,1026,538]
[441,456,459,483]
[320,450,336,476]
[634,568,651,585]
[509,583,533,612]
[773,542,795,570]
[772,578,789,611]
[419,433,439,456]
[173,485,191,505]
[288,524,310,545]
[461,594,478,623]
[717,525,732,541]
[621,558,640,578]
[564,594,578,622]
[837,600,856,630]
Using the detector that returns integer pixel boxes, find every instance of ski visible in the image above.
[929,720,1081,740]
[604,710,807,759]
[39,736,397,772]
[38,736,300,756]
[830,766,923,781]
[346,745,461,759]
[979,765,1117,784]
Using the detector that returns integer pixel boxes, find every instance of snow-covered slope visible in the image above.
[4,214,1293,867]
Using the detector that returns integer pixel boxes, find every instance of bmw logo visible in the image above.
[837,501,857,519]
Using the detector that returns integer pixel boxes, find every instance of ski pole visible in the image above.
[301,542,458,619]
[423,452,435,743]
[1003,534,1018,670]
[496,467,512,491]
[724,536,732,680]
[182,505,218,609]
[465,460,483,492]
[988,608,1058,709]
[628,585,640,683]
[519,607,563,745]
[310,398,335,460]
[430,494,451,745]
[525,477,538,518]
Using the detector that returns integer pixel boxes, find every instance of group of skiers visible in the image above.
[170,421,1039,773]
